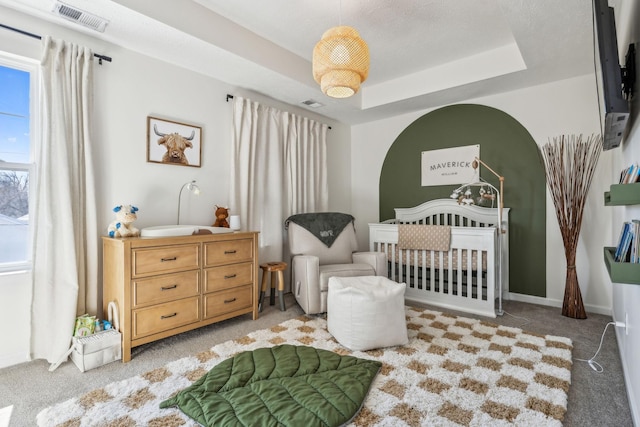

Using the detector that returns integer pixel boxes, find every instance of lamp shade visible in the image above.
[313,26,369,98]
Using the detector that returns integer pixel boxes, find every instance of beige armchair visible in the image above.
[286,213,387,314]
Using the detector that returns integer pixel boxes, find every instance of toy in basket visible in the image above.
[69,302,122,372]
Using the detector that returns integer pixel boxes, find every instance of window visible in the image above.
[0,54,38,272]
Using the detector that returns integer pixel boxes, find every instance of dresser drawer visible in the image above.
[204,239,253,266]
[203,285,253,319]
[204,262,253,293]
[132,244,200,277]
[132,270,200,308]
[132,297,200,339]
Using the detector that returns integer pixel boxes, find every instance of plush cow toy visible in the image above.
[108,205,140,238]
[212,205,230,228]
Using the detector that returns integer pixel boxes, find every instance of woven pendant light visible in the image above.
[313,25,369,98]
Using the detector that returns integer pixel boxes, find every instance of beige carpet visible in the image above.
[36,306,573,426]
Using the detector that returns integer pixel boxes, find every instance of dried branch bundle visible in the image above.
[540,134,602,319]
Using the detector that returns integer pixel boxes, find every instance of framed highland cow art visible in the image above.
[147,116,202,167]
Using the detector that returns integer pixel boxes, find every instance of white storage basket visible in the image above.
[70,302,122,372]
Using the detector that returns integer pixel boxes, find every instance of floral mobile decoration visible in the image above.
[450,184,497,207]
[450,157,503,216]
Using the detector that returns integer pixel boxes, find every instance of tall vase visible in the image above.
[561,251,586,319]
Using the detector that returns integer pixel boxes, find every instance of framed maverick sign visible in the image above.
[421,144,479,186]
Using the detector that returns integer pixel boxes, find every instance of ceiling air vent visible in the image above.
[301,99,324,108]
[52,2,109,33]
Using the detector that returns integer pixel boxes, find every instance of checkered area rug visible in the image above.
[37,306,573,426]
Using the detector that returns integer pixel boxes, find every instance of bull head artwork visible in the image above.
[154,124,195,165]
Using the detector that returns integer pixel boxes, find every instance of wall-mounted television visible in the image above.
[593,0,634,150]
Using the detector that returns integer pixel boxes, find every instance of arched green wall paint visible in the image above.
[379,104,546,297]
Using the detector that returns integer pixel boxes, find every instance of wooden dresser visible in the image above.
[102,231,259,362]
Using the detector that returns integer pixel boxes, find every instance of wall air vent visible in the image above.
[52,2,109,33]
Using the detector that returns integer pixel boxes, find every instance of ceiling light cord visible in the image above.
[574,321,616,373]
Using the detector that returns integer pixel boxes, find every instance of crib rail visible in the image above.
[393,200,501,227]
[369,223,499,318]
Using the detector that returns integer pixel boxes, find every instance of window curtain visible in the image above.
[229,96,328,263]
[31,36,98,363]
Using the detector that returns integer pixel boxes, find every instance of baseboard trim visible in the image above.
[506,292,611,316]
[615,327,640,426]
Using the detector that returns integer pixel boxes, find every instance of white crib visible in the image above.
[369,199,509,318]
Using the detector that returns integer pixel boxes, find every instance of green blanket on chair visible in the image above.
[285,212,354,247]
[160,344,381,427]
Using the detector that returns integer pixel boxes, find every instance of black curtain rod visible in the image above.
[0,23,112,64]
[225,94,332,129]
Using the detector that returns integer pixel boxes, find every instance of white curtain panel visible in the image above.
[230,96,328,263]
[284,115,329,213]
[31,36,98,363]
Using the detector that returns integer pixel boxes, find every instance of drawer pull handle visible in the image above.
[224,274,237,279]
[161,313,177,319]
[161,285,178,291]
[224,298,237,304]
[161,257,177,262]
[224,250,237,254]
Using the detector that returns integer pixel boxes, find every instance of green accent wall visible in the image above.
[379,104,546,297]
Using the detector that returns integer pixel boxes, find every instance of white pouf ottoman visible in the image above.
[327,276,408,351]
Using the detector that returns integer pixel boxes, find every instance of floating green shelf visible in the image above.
[604,183,640,206]
[604,247,640,285]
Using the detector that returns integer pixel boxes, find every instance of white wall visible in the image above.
[352,74,612,315]
[609,0,639,423]
[92,48,347,231]
[0,271,31,368]
[0,5,349,368]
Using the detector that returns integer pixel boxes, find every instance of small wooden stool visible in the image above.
[259,262,287,312]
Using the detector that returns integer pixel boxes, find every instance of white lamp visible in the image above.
[177,180,200,225]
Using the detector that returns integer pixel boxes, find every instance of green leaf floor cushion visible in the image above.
[160,344,382,427]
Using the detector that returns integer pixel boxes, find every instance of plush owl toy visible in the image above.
[107,205,140,237]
